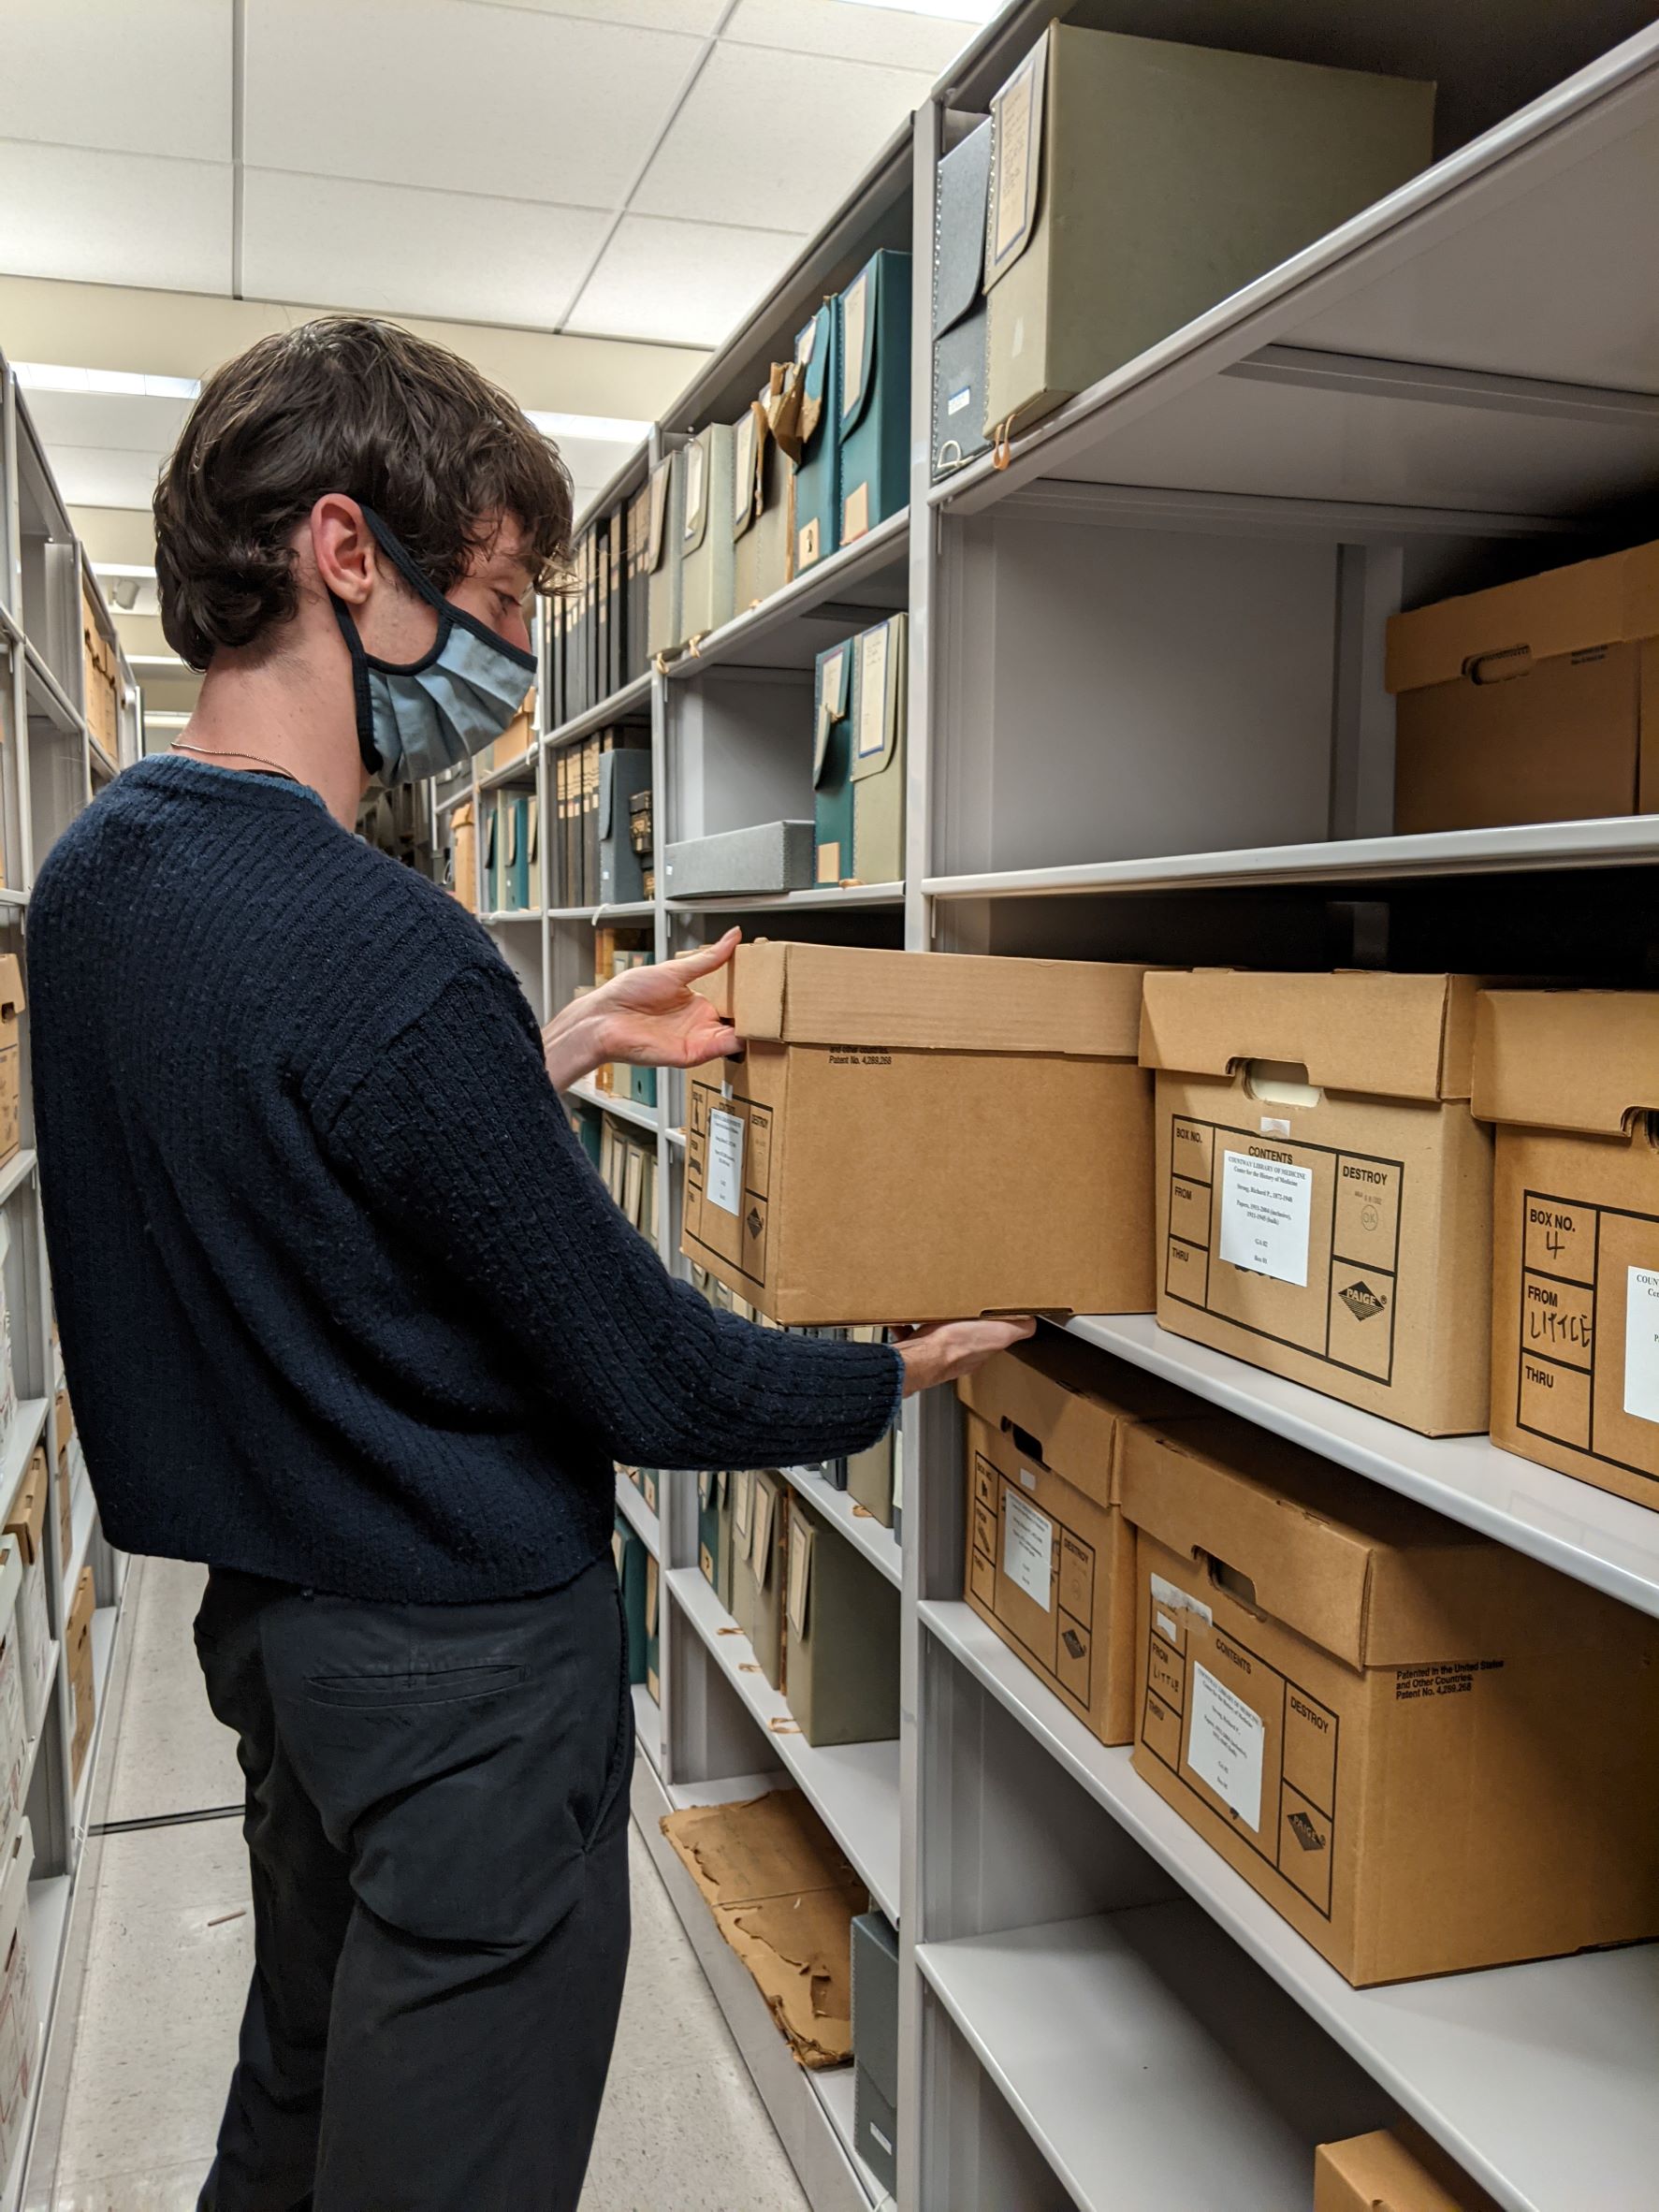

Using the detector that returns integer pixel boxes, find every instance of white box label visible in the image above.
[706,1108,744,1216]
[1003,1491,1053,1610]
[947,386,972,416]
[1219,1150,1313,1288]
[1625,1268,1659,1425]
[1185,1661,1264,1832]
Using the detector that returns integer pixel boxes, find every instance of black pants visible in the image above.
[192,1555,633,2212]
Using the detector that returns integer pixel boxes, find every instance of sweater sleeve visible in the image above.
[318,963,904,1473]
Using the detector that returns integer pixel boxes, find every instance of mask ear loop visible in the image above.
[328,591,389,778]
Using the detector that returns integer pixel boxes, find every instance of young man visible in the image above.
[27,317,1027,2211]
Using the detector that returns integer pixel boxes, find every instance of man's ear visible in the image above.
[310,495,376,606]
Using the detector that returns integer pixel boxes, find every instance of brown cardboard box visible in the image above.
[660,1788,864,2068]
[958,1332,1195,1747]
[1475,988,1659,1508]
[67,1566,95,1789]
[1124,1414,1659,1985]
[491,691,536,770]
[683,942,1154,1324]
[81,578,121,759]
[3,1453,45,1571]
[53,1392,73,1567]
[0,960,23,1167]
[1141,970,1492,1435]
[449,801,478,913]
[1387,540,1659,834]
[1316,2128,1502,2212]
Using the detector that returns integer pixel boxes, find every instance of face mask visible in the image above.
[328,506,536,786]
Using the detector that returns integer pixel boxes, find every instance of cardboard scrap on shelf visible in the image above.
[660,1789,865,2069]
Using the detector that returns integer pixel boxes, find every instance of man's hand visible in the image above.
[543,929,742,1088]
[896,1317,1036,1397]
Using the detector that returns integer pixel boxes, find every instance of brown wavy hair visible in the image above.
[154,315,573,670]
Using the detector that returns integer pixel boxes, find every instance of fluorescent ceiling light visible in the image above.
[15,361,200,400]
[93,561,158,580]
[128,652,188,668]
[525,410,651,445]
[836,0,999,19]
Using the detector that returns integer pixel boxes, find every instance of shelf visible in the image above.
[26,1872,72,2018]
[548,671,653,750]
[615,1467,660,1558]
[22,646,80,740]
[632,1681,662,1777]
[0,895,24,914]
[65,1467,95,1601]
[663,510,910,677]
[918,1903,1386,2212]
[669,1565,900,1921]
[0,1405,48,1543]
[476,750,540,795]
[434,779,474,819]
[934,27,1659,529]
[668,881,904,915]
[810,2063,890,2212]
[71,1607,120,1829]
[547,899,655,924]
[478,909,544,924]
[565,1077,660,1135]
[922,1596,1659,2212]
[1067,1313,1659,1620]
[924,815,1659,902]
[0,1152,35,1208]
[779,1464,900,1591]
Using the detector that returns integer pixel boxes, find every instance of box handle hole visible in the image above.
[1244,1060,1321,1111]
[1004,1420,1046,1467]
[1201,1550,1259,1610]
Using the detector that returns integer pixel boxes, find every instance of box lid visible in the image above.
[705,942,1146,1059]
[794,302,834,458]
[958,1332,1190,1506]
[1385,539,1659,694]
[1120,1416,1538,1672]
[983,22,1053,295]
[1475,989,1659,1137]
[840,251,905,438]
[934,117,993,340]
[1140,969,1480,1102]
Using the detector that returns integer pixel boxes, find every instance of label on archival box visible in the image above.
[1626,1268,1659,1426]
[1185,1662,1264,1832]
[706,1108,745,1216]
[1518,1189,1659,1467]
[1219,1150,1313,1287]
[1002,1491,1052,1611]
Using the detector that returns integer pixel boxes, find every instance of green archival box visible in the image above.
[811,637,855,888]
[850,613,907,887]
[982,22,1433,440]
[784,1497,900,1748]
[698,1470,735,1611]
[835,249,911,549]
[645,451,683,661]
[678,423,735,645]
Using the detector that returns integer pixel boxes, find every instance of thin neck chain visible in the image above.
[173,740,302,786]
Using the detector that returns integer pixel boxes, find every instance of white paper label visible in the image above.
[1625,1268,1659,1425]
[1259,1115,1291,1138]
[706,1108,744,1216]
[1003,1491,1053,1609]
[856,625,889,760]
[1186,1662,1264,1831]
[1219,1150,1313,1288]
[682,436,706,532]
[787,1518,811,1638]
[947,386,972,416]
[1156,1610,1179,1645]
[1150,1570,1212,1631]
[840,273,868,419]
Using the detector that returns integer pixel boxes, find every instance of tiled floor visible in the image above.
[31,1557,808,2212]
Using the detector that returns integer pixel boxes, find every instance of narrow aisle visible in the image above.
[30,1557,808,2212]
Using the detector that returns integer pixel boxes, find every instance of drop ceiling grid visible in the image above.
[0,0,968,348]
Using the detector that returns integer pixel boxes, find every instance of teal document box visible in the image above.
[836,250,911,547]
[613,1516,648,1687]
[598,749,652,906]
[678,423,735,645]
[811,638,855,887]
[851,613,907,885]
[790,302,838,577]
[628,1063,657,1110]
[508,795,531,910]
[645,451,683,660]
[484,794,504,911]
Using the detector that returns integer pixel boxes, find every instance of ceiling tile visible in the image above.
[542,430,650,488]
[240,170,611,329]
[243,0,698,210]
[725,0,979,72]
[41,444,172,512]
[564,214,808,347]
[0,142,232,294]
[456,0,727,28]
[0,0,231,163]
[631,41,932,231]
[20,390,196,457]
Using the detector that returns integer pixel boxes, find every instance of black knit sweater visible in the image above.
[29,755,901,1601]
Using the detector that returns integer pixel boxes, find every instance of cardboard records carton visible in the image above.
[1387,539,1659,833]
[783,1497,899,1747]
[958,1333,1195,1746]
[1475,989,1659,1508]
[1141,970,1492,1435]
[660,1788,865,2068]
[1124,1413,1659,1985]
[0,960,23,1167]
[982,23,1433,442]
[1316,2129,1502,2212]
[684,943,1154,1326]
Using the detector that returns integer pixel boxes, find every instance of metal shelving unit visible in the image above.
[441,13,1659,2205]
[0,353,138,2209]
